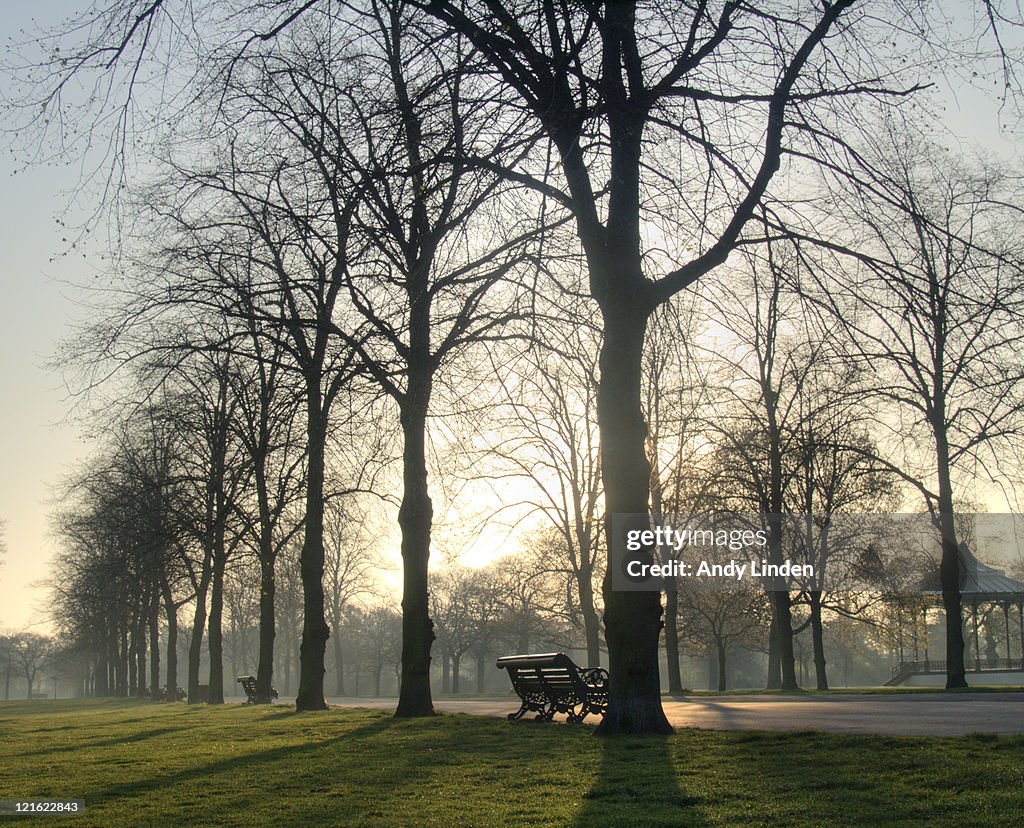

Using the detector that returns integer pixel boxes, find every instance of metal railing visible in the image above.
[891,657,1024,678]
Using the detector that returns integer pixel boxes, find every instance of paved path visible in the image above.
[325,692,1024,736]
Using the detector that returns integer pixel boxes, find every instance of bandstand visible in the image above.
[887,546,1024,686]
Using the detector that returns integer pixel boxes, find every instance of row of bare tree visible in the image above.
[10,1,1024,732]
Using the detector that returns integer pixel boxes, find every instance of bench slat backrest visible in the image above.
[497,653,587,700]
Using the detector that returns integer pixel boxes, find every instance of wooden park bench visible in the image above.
[496,653,608,723]
[236,675,279,704]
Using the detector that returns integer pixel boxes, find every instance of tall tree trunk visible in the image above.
[207,537,227,704]
[252,442,278,704]
[334,636,345,696]
[136,619,148,696]
[296,393,329,711]
[809,591,829,691]
[451,653,460,694]
[128,621,138,696]
[281,630,292,695]
[90,655,100,697]
[187,560,212,703]
[256,557,277,703]
[229,617,238,688]
[476,651,487,693]
[103,635,114,696]
[934,428,967,688]
[388,11,437,718]
[596,307,672,734]
[108,635,117,696]
[118,626,129,696]
[650,436,681,693]
[149,593,160,697]
[162,579,178,698]
[769,590,797,689]
[395,391,436,717]
[716,640,728,692]
[766,617,781,689]
[578,568,602,667]
[664,585,684,693]
[765,441,797,689]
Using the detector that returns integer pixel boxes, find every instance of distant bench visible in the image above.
[496,653,608,723]
[236,675,279,704]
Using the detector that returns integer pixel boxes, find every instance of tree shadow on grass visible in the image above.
[84,714,401,805]
[0,699,153,717]
[707,729,1024,825]
[15,726,185,758]
[573,734,708,828]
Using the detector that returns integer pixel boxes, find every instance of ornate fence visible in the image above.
[890,657,1024,681]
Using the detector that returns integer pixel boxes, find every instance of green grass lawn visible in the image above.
[1,700,1021,827]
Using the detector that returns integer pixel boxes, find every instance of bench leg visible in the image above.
[508,703,531,721]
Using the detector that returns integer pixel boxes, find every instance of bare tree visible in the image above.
[808,128,1024,687]
[707,249,903,690]
[228,334,307,703]
[413,0,953,732]
[224,560,260,685]
[705,251,828,690]
[786,393,900,690]
[51,404,186,699]
[150,73,368,710]
[675,569,769,692]
[309,4,545,716]
[352,601,403,697]
[490,552,568,657]
[643,298,715,692]
[485,312,604,666]
[0,633,16,699]
[323,498,380,696]
[159,8,530,715]
[430,564,501,694]
[168,351,251,704]
[9,633,55,699]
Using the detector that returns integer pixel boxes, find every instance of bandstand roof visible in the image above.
[922,545,1024,602]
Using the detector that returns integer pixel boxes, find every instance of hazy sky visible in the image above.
[1,2,95,631]
[1,3,1022,633]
